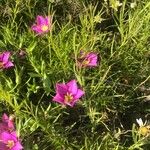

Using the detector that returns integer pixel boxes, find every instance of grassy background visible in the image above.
[0,0,150,149]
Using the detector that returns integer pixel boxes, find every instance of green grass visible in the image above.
[0,0,150,149]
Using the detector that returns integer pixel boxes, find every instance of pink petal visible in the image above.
[2,52,10,63]
[2,113,9,121]
[11,141,23,150]
[31,25,43,34]
[0,123,6,133]
[56,83,67,97]
[66,80,78,95]
[88,61,97,66]
[1,113,14,130]
[53,93,64,104]
[0,131,17,142]
[87,53,98,66]
[4,61,14,68]
[10,131,17,137]
[66,98,81,107]
[88,54,97,60]
[65,101,75,107]
[87,53,97,58]
[74,89,85,99]
[36,15,47,25]
[0,142,6,149]
[7,121,14,130]
[45,16,51,26]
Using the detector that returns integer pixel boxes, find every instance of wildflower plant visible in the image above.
[31,15,52,35]
[0,131,23,150]
[53,80,84,107]
[0,114,23,150]
[0,0,150,149]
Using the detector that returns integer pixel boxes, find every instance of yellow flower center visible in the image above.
[139,126,149,136]
[7,140,15,149]
[64,93,73,102]
[41,25,48,31]
[82,59,90,65]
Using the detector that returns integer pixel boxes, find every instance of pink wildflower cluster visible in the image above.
[52,50,99,107]
[52,51,99,107]
[0,113,23,150]
[0,15,99,108]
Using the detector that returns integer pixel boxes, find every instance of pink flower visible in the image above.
[0,52,14,69]
[0,131,23,150]
[31,15,52,35]
[77,51,98,67]
[0,113,15,133]
[53,80,84,107]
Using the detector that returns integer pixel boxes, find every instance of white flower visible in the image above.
[94,16,104,23]
[136,118,150,136]
[130,2,137,9]
[136,118,144,127]
[110,0,122,11]
[116,1,122,7]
